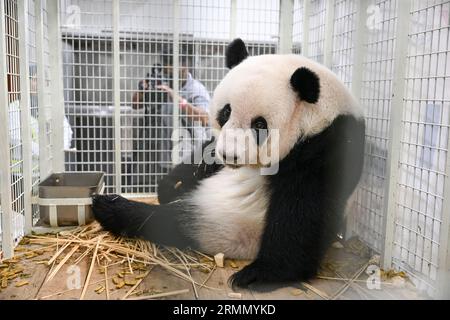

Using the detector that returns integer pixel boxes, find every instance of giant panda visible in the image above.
[92,38,365,289]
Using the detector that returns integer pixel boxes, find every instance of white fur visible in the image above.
[210,54,363,162]
[186,167,268,259]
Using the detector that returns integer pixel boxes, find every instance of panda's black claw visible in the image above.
[92,194,120,204]
[228,261,270,289]
[91,194,137,236]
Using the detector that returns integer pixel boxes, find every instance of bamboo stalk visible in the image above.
[198,265,216,290]
[302,282,330,300]
[46,245,80,282]
[331,262,370,300]
[74,246,94,265]
[47,241,71,265]
[192,249,214,261]
[172,248,199,299]
[126,253,133,274]
[125,289,190,300]
[104,266,110,300]
[317,275,397,286]
[80,237,102,300]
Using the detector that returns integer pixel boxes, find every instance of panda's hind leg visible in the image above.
[92,194,198,249]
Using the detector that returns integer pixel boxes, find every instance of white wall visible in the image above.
[60,0,280,41]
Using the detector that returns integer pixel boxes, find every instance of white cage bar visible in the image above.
[17,0,33,235]
[0,0,15,259]
[0,0,449,298]
[393,0,450,296]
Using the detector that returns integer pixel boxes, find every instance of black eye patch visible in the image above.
[251,117,268,145]
[217,104,231,127]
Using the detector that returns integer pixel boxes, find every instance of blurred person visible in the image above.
[132,55,210,126]
[131,52,211,190]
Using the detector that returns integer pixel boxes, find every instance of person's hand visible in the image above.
[179,98,189,113]
[155,84,174,97]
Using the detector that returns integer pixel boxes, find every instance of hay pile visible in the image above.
[23,222,217,300]
[2,225,415,300]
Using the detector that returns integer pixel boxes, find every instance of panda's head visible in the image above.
[210,38,362,168]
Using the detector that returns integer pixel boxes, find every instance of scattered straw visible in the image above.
[330,261,370,300]
[21,222,216,299]
[198,265,216,290]
[104,266,110,300]
[46,245,80,282]
[80,236,102,300]
[126,289,190,300]
[120,269,152,300]
[301,282,330,300]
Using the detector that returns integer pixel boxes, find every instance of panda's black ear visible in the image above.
[225,38,248,69]
[290,67,320,104]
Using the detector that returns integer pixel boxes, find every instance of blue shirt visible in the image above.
[160,73,211,166]
[180,72,211,112]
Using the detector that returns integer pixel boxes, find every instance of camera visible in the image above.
[138,63,169,91]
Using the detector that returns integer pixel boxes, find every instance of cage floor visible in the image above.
[0,199,426,300]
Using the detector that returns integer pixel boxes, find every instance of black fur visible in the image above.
[225,38,249,69]
[92,194,199,249]
[157,137,224,204]
[290,67,321,104]
[229,114,365,288]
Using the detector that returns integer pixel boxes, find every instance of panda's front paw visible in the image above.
[92,194,136,236]
[228,261,271,289]
[157,177,184,204]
